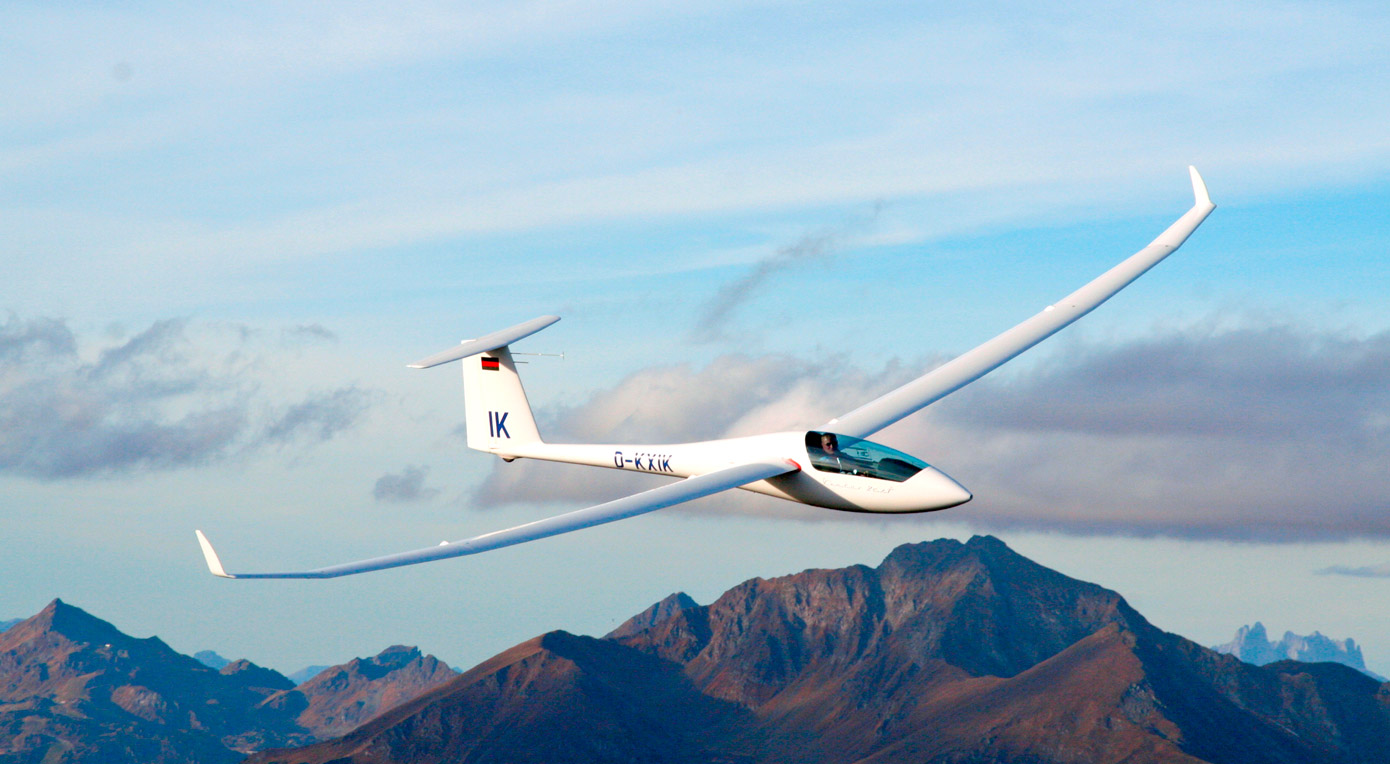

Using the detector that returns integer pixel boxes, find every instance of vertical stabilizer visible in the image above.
[462,346,542,454]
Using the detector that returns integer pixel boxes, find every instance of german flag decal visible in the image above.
[481,357,501,371]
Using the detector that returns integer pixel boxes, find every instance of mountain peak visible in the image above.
[607,592,700,638]
[1212,623,1381,679]
[281,643,458,739]
[221,659,295,690]
[10,597,129,649]
[371,645,424,669]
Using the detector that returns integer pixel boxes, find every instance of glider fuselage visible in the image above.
[501,431,972,513]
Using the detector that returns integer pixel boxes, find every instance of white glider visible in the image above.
[196,167,1215,579]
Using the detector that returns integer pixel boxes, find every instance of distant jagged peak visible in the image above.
[283,644,458,739]
[221,658,295,691]
[369,644,425,669]
[1213,622,1382,680]
[195,649,231,669]
[289,664,331,685]
[298,645,453,688]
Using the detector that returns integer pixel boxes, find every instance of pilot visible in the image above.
[818,433,857,474]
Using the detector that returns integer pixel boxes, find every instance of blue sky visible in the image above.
[3,1,1389,676]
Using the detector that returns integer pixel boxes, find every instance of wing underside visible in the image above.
[825,166,1216,439]
[196,459,797,579]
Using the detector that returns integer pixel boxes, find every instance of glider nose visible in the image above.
[923,467,972,509]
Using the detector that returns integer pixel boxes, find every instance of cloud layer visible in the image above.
[1318,563,1390,578]
[0,315,375,479]
[474,321,1389,541]
[373,465,440,502]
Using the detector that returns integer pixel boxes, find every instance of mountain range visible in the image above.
[1212,622,1386,680]
[6,537,1389,763]
[0,600,456,763]
[248,536,1390,764]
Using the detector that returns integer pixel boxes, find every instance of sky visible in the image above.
[3,0,1389,677]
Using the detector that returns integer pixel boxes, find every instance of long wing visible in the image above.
[825,166,1216,439]
[195,459,797,579]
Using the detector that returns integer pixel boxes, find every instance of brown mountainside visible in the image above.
[0,599,305,763]
[251,536,1390,764]
[267,645,457,739]
[0,601,456,764]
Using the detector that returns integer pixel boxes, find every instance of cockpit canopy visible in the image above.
[804,431,929,482]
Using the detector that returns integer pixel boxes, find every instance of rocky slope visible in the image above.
[0,599,304,763]
[268,645,457,739]
[0,601,455,763]
[250,536,1390,764]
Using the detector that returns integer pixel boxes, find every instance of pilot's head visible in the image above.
[820,433,839,454]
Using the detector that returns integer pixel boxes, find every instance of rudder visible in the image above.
[462,346,542,454]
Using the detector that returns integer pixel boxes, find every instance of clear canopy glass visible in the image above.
[804,431,928,482]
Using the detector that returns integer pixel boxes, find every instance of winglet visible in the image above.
[195,530,234,578]
[1189,165,1212,209]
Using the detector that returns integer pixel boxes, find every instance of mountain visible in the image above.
[195,650,231,669]
[250,536,1390,764]
[0,620,19,634]
[288,665,331,685]
[0,599,307,763]
[264,645,457,739]
[1213,622,1386,680]
[606,591,699,638]
[0,601,457,763]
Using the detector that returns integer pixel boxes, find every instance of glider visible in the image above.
[196,167,1215,578]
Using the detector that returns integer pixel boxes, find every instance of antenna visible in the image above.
[511,351,564,365]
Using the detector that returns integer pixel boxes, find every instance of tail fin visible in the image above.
[408,315,557,456]
[462,346,542,454]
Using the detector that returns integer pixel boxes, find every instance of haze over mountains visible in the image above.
[5,538,1389,764]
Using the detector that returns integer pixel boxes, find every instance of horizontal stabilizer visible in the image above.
[408,315,560,369]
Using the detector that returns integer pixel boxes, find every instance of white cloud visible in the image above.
[5,0,1390,287]
[0,315,377,480]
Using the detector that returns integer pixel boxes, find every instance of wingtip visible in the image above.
[1188,165,1213,209]
[194,530,234,578]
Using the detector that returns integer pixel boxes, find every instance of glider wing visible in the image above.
[196,459,797,579]
[825,166,1216,439]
